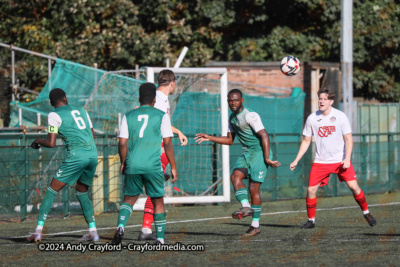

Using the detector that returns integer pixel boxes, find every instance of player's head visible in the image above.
[317,87,335,113]
[157,69,176,94]
[49,88,67,107]
[227,89,244,114]
[139,82,157,106]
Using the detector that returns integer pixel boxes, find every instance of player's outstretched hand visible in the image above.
[31,139,41,149]
[178,132,188,146]
[265,159,281,168]
[290,161,298,171]
[194,133,210,144]
[171,168,178,183]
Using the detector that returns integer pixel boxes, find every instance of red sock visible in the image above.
[354,190,368,211]
[142,197,154,229]
[306,197,317,219]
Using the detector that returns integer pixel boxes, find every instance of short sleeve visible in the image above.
[228,121,234,133]
[118,115,129,139]
[48,112,62,127]
[245,112,265,133]
[161,114,173,138]
[303,116,313,136]
[340,113,352,135]
[86,111,93,128]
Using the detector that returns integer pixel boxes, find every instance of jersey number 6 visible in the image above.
[71,110,87,130]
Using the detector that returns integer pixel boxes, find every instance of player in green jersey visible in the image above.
[195,89,281,236]
[28,88,99,243]
[112,82,177,245]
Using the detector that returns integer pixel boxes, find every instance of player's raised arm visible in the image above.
[195,132,235,145]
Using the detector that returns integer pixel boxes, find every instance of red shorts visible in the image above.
[309,162,357,187]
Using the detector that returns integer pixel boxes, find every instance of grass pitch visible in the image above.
[1,192,400,266]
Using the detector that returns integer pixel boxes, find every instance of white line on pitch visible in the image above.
[10,201,400,239]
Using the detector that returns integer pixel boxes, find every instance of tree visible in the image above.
[0,0,399,101]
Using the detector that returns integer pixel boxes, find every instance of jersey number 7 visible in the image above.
[138,115,148,138]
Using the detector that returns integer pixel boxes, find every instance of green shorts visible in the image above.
[233,150,268,183]
[54,156,98,186]
[124,172,165,198]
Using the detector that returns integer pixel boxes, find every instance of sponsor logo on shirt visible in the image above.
[317,119,322,122]
[318,126,336,137]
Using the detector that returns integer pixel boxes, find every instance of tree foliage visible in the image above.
[0,0,399,101]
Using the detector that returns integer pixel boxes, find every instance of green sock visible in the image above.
[117,203,133,228]
[76,191,96,229]
[235,188,249,203]
[37,187,58,226]
[251,205,261,227]
[154,213,166,240]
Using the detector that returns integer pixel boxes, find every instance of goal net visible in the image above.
[88,67,230,209]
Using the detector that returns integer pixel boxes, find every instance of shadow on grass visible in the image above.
[0,237,27,243]
[364,233,400,237]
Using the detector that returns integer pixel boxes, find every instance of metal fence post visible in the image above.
[271,134,278,201]
[103,137,110,213]
[20,134,27,221]
[388,134,394,190]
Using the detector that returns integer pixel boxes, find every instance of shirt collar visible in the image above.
[157,90,168,102]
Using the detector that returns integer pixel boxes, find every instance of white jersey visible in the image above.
[155,90,170,117]
[303,108,352,163]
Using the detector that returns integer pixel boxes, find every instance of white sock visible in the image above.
[241,202,251,208]
[363,210,369,215]
[117,226,124,232]
[35,225,43,232]
[157,238,164,244]
[251,220,259,228]
[309,218,315,223]
[141,227,152,234]
[89,227,97,232]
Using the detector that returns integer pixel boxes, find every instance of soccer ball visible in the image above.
[280,55,300,76]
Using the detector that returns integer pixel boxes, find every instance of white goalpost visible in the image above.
[87,67,231,210]
[135,67,231,207]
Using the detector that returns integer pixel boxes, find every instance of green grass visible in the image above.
[1,192,400,266]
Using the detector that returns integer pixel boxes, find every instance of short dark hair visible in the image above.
[49,88,66,106]
[139,82,156,105]
[317,87,335,100]
[228,88,243,98]
[157,70,176,86]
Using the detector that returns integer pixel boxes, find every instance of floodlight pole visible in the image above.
[341,0,353,128]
